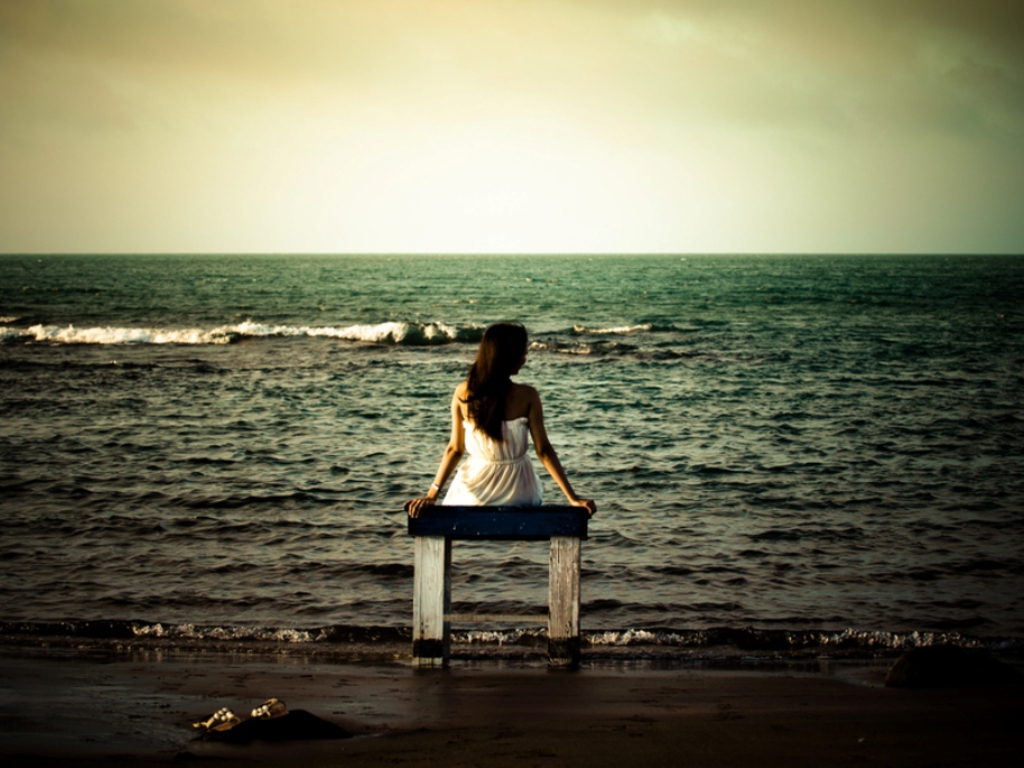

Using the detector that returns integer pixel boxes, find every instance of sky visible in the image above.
[1,0,1022,254]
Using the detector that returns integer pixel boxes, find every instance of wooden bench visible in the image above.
[408,505,589,668]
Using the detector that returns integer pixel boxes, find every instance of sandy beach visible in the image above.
[1,646,1021,767]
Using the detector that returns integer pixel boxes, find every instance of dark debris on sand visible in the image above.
[885,645,1024,688]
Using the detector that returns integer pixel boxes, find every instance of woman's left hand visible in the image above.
[405,497,436,518]
[570,498,597,516]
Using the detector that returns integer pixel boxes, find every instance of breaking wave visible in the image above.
[573,323,653,335]
[0,320,484,346]
[571,323,681,335]
[2,620,1019,659]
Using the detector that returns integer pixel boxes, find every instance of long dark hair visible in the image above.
[463,322,528,442]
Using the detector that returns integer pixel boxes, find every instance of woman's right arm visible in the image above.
[406,388,465,518]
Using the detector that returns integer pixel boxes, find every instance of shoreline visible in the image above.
[5,621,1019,663]
[2,645,1022,766]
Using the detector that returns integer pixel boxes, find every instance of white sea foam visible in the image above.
[1,320,477,346]
[9,324,237,345]
[573,323,653,335]
[454,628,537,645]
[816,629,978,649]
[587,629,662,645]
[266,321,470,344]
[131,622,320,643]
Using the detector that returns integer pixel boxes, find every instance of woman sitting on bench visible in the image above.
[406,322,596,518]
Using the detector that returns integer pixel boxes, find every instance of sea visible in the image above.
[2,254,1022,662]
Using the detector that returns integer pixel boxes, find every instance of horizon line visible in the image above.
[2,251,1022,258]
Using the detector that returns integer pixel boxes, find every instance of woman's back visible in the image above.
[455,380,533,424]
[443,415,543,506]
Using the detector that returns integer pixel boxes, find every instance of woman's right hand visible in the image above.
[405,497,436,518]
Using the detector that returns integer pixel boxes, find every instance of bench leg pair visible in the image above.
[412,536,582,668]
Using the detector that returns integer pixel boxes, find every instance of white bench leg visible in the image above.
[548,536,581,668]
[413,536,451,667]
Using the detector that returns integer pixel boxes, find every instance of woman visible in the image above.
[405,322,596,518]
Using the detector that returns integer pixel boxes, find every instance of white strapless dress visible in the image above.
[442,417,543,506]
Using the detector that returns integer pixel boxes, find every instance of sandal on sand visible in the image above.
[193,707,241,731]
[210,713,243,732]
[250,697,288,719]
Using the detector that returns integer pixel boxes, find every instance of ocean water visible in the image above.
[1,254,1023,657]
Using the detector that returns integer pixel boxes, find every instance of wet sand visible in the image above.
[1,648,1021,767]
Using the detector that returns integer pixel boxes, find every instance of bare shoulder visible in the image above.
[452,381,469,419]
[506,382,541,420]
[511,382,540,400]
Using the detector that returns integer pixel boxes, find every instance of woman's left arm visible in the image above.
[406,389,465,518]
